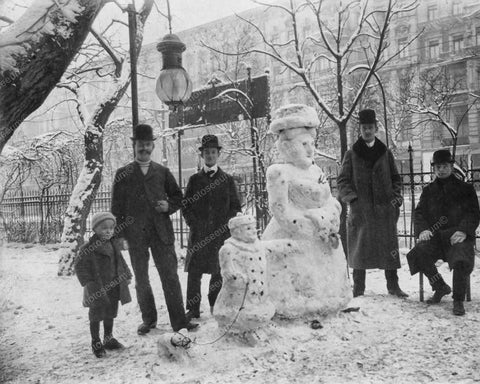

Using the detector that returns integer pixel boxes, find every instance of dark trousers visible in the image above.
[186,271,223,313]
[353,269,399,292]
[128,230,187,332]
[407,238,473,302]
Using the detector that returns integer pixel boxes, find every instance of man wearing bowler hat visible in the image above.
[182,134,241,320]
[407,149,480,315]
[111,124,198,334]
[338,109,408,298]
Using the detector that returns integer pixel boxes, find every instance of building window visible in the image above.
[398,38,408,58]
[428,40,439,59]
[427,5,438,21]
[452,1,463,15]
[452,34,464,53]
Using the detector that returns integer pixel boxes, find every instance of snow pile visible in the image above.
[1,244,480,383]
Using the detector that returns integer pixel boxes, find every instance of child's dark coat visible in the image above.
[75,235,132,322]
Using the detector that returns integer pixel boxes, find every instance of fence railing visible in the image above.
[2,169,480,246]
[0,174,266,244]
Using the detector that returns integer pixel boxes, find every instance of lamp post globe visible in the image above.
[155,33,192,108]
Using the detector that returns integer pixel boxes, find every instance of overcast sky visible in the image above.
[102,0,267,46]
[1,1,268,45]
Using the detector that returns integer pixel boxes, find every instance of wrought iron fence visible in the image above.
[0,174,266,244]
[2,169,480,246]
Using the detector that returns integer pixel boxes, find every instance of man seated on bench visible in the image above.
[407,149,480,316]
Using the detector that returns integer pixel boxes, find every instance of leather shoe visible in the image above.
[453,301,465,316]
[426,284,451,304]
[92,339,106,358]
[185,322,199,331]
[103,336,125,350]
[388,287,409,298]
[185,310,200,322]
[137,321,156,335]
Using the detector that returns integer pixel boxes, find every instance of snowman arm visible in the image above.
[266,165,309,232]
[262,239,300,260]
[219,245,238,277]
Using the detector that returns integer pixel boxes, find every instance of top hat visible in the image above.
[269,104,319,134]
[131,124,157,141]
[198,134,222,151]
[431,149,454,165]
[358,109,376,124]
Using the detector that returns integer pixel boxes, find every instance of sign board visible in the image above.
[169,74,270,127]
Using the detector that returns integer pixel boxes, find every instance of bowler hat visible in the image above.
[198,134,222,151]
[431,149,454,165]
[131,124,156,141]
[358,109,376,124]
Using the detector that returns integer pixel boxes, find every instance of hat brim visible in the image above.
[131,137,157,141]
[431,160,454,165]
[198,146,222,151]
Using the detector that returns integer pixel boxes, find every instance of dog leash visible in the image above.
[179,281,250,346]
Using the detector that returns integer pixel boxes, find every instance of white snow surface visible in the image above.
[2,243,480,383]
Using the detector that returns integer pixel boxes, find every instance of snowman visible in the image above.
[262,104,352,319]
[214,214,276,338]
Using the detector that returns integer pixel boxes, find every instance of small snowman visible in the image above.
[214,214,275,341]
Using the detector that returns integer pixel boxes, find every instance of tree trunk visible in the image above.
[0,0,106,154]
[337,120,349,258]
[57,0,154,276]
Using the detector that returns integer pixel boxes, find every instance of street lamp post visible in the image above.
[154,1,193,247]
[127,3,139,133]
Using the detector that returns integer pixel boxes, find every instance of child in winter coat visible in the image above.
[74,212,133,358]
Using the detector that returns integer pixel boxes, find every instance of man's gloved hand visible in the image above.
[418,230,433,242]
[155,200,169,213]
[118,238,129,250]
[450,231,467,245]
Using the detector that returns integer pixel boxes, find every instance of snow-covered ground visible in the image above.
[1,242,480,384]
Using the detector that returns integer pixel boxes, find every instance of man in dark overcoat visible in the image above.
[338,109,408,298]
[407,149,480,316]
[182,134,241,320]
[111,124,197,334]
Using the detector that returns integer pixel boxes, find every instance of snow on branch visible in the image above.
[0,0,84,74]
[89,26,123,75]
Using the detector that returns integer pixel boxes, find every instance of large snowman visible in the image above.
[262,104,352,319]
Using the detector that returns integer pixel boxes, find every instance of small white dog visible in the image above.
[157,329,193,362]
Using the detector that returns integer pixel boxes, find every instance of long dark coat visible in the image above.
[111,161,183,247]
[407,175,480,273]
[337,138,402,270]
[182,168,241,274]
[75,235,132,321]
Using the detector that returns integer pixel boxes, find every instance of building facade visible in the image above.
[9,0,480,180]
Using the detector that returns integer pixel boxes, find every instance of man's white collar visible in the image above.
[203,164,218,173]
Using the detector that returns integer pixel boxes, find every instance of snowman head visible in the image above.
[276,129,316,169]
[228,214,257,243]
[270,104,318,169]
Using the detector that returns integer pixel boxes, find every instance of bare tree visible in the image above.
[407,65,480,159]
[203,0,420,160]
[0,0,107,154]
[57,0,154,276]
